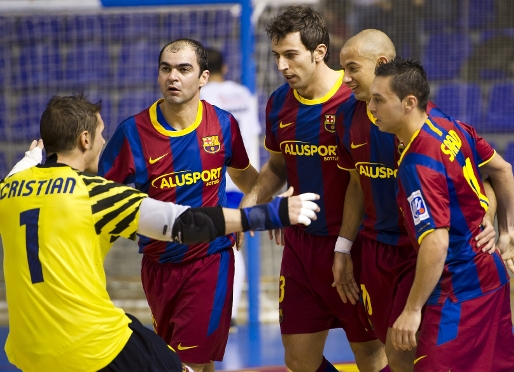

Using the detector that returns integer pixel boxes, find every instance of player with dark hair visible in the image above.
[0,94,319,372]
[97,38,266,371]
[369,57,514,371]
[240,6,387,372]
[335,29,496,371]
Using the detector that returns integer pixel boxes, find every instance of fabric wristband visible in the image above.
[240,196,290,231]
[334,236,353,254]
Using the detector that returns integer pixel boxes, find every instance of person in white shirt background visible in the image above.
[201,48,262,331]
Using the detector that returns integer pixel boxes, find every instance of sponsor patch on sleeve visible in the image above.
[407,190,429,225]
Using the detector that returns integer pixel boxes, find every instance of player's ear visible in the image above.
[404,95,418,112]
[78,131,91,151]
[199,70,209,88]
[376,56,388,67]
[314,44,327,62]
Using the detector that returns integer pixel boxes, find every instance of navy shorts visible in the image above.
[99,313,183,372]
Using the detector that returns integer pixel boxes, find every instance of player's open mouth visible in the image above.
[167,86,180,92]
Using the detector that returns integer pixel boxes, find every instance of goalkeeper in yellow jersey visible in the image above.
[0,94,319,372]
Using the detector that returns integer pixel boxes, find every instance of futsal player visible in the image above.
[0,94,319,372]
[98,38,260,372]
[239,6,387,372]
[334,29,496,371]
[369,57,514,371]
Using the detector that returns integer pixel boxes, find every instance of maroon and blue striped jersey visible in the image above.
[265,72,350,236]
[396,114,508,305]
[337,97,440,246]
[98,99,250,263]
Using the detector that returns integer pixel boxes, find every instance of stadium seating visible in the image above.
[12,44,63,88]
[502,142,514,166]
[14,15,64,42]
[422,32,472,81]
[481,83,514,133]
[116,90,160,126]
[466,0,495,29]
[12,94,52,141]
[0,151,8,178]
[115,41,161,88]
[432,83,482,127]
[64,43,111,87]
[0,97,7,141]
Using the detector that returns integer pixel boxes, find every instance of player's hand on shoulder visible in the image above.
[476,216,496,254]
[498,231,514,273]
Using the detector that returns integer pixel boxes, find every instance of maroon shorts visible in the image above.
[279,226,375,343]
[415,283,514,371]
[141,249,234,364]
[356,234,417,343]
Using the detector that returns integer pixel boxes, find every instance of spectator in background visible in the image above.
[200,48,262,332]
[349,0,389,36]
[318,0,352,70]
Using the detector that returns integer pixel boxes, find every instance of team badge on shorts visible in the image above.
[202,135,221,154]
[407,190,430,225]
[324,114,336,133]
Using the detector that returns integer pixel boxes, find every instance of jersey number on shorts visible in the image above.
[279,275,285,303]
[360,284,372,315]
[20,208,44,284]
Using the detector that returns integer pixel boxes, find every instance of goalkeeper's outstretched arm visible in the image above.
[138,188,319,245]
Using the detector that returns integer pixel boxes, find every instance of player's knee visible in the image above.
[350,340,387,370]
[284,352,320,372]
[386,348,415,372]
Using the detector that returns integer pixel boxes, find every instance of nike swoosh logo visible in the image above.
[279,121,294,128]
[414,355,427,364]
[149,153,169,164]
[350,142,367,149]
[177,343,199,351]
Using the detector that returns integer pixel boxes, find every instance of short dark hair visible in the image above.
[159,38,209,77]
[375,57,430,111]
[265,5,331,62]
[206,48,224,75]
[40,94,102,154]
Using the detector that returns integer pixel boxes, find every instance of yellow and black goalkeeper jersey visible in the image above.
[0,163,147,372]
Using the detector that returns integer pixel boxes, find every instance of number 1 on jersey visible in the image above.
[20,208,44,284]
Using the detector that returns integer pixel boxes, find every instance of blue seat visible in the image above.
[502,142,514,167]
[433,83,482,127]
[12,94,52,141]
[0,151,8,179]
[64,15,107,43]
[481,83,514,133]
[101,13,160,41]
[115,41,161,87]
[116,90,159,126]
[12,44,63,87]
[0,97,7,141]
[65,44,111,87]
[0,45,6,89]
[465,0,495,29]
[15,15,64,42]
[422,32,472,80]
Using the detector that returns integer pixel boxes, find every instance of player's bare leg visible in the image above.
[385,328,416,372]
[186,361,215,372]
[349,339,387,371]
[282,331,327,372]
[283,332,386,372]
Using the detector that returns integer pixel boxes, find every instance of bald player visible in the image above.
[333,29,497,371]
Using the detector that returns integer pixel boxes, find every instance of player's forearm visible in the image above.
[482,176,497,224]
[228,165,260,195]
[339,170,364,240]
[404,229,448,312]
[241,160,286,206]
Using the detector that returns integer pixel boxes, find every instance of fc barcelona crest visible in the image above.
[202,135,221,154]
[324,114,336,133]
